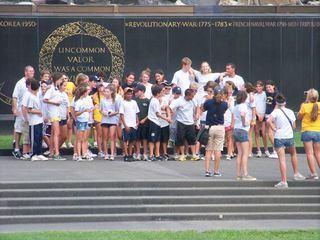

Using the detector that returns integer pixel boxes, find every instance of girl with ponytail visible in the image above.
[298,88,320,179]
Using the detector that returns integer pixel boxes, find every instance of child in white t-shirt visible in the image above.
[244,82,256,158]
[119,88,140,162]
[267,93,305,188]
[43,72,65,161]
[100,84,120,160]
[74,84,93,161]
[169,86,182,160]
[233,90,256,181]
[58,79,69,149]
[148,85,171,161]
[254,81,269,157]
[26,79,48,161]
[223,84,235,160]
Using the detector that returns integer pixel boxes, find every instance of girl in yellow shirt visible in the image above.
[298,88,320,179]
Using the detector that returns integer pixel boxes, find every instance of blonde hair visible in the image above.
[200,61,212,74]
[306,88,319,121]
[75,73,89,86]
[189,82,198,90]
[181,57,192,66]
[140,69,151,81]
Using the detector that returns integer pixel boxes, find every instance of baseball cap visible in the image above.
[89,75,99,82]
[213,86,223,95]
[124,87,134,94]
[134,84,146,92]
[161,81,174,87]
[172,86,182,95]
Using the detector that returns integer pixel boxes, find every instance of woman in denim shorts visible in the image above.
[267,93,305,188]
[233,91,256,181]
[298,88,320,180]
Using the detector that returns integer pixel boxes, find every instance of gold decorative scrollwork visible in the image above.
[39,21,125,82]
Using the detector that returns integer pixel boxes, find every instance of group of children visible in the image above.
[11,63,319,187]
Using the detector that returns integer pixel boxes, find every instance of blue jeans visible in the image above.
[274,138,295,149]
[233,129,249,142]
[75,121,88,131]
[301,131,320,143]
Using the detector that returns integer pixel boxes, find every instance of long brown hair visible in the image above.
[106,84,116,103]
[74,84,88,101]
[306,88,319,121]
[236,90,247,105]
[51,72,63,87]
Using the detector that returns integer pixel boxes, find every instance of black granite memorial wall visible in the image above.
[0,16,319,114]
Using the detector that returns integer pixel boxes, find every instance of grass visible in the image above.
[0,132,304,150]
[0,230,319,240]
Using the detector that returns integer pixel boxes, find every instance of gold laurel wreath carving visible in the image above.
[39,21,125,82]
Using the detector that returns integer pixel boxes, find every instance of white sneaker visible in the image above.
[88,150,97,158]
[82,155,94,161]
[174,154,179,160]
[98,151,105,158]
[256,151,262,158]
[43,150,50,157]
[264,150,271,157]
[242,175,257,181]
[42,142,48,148]
[294,173,306,181]
[72,154,78,161]
[37,155,48,161]
[61,143,67,148]
[93,142,98,148]
[226,155,231,161]
[306,174,319,180]
[274,181,288,188]
[67,142,74,148]
[31,155,41,161]
[268,151,278,159]
[21,153,31,160]
[109,155,115,161]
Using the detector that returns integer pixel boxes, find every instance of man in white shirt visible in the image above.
[171,57,195,96]
[220,63,245,91]
[169,88,199,161]
[12,65,34,159]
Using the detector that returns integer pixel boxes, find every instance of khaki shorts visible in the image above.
[205,125,225,151]
[22,121,30,144]
[14,116,25,133]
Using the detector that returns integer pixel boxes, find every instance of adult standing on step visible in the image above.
[12,65,35,159]
[267,93,305,188]
[202,86,228,177]
[298,88,320,180]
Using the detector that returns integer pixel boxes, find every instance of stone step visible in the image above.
[1,195,319,206]
[1,187,318,198]
[1,203,318,215]
[1,180,319,189]
[1,212,319,224]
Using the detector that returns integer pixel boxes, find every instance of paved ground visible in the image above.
[1,220,319,233]
[0,154,319,232]
[0,154,317,182]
